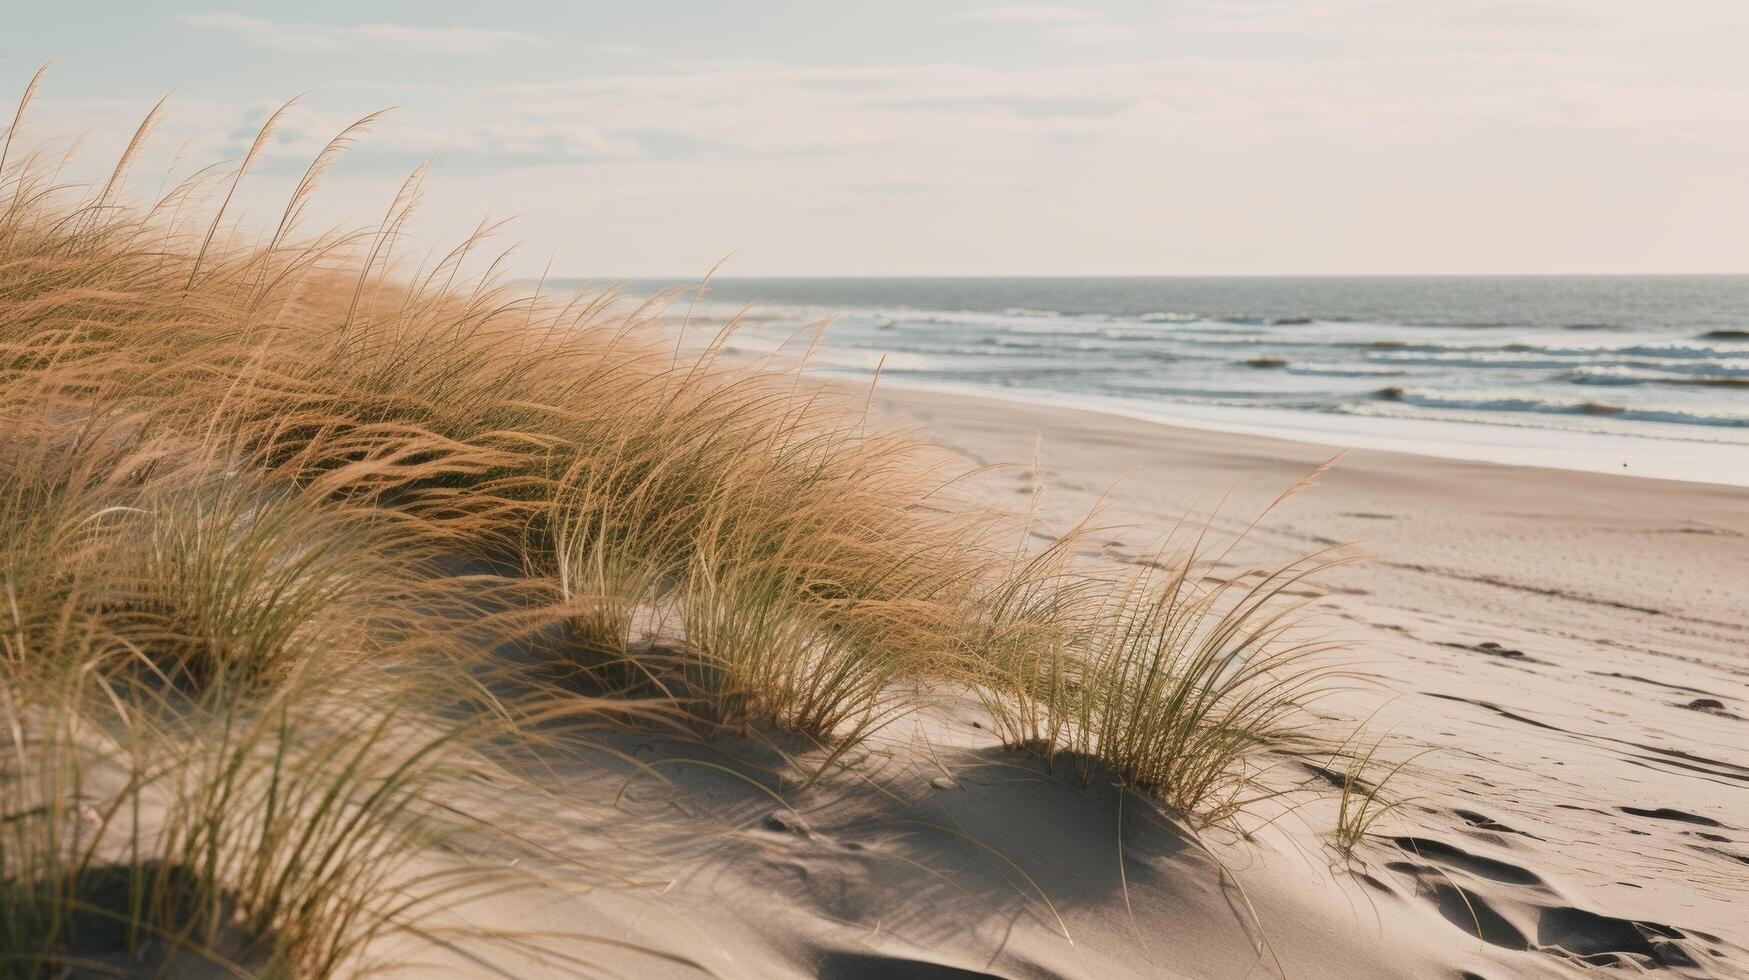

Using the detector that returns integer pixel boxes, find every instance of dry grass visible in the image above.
[0,71,1001,973]
[1,69,1373,973]
[1327,735,1416,856]
[0,400,455,691]
[969,508,1351,825]
[0,387,511,976]
[0,667,503,978]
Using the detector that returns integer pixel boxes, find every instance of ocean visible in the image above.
[569,275,1749,481]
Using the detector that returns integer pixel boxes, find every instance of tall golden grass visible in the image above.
[968,507,1352,825]
[2,70,1362,973]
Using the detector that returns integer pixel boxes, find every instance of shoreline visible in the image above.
[598,278,1749,489]
[860,376,1749,488]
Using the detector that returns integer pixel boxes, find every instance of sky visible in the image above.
[4,1,1749,277]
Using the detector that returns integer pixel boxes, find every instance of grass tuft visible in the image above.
[972,519,1349,825]
[1329,736,1415,857]
[0,65,1383,972]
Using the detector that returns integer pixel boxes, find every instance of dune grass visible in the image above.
[0,667,505,978]
[0,68,1373,973]
[970,518,1349,825]
[1328,736,1416,856]
[0,379,509,975]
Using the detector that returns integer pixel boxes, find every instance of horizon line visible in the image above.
[540,271,1749,281]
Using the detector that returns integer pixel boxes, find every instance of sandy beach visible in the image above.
[10,8,1749,975]
[879,385,1749,946]
[381,386,1747,979]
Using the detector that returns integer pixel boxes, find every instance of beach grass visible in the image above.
[0,667,507,978]
[1328,736,1416,856]
[1,69,1368,972]
[970,516,1349,824]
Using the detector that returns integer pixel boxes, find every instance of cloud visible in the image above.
[30,1,1749,275]
[958,5,1132,42]
[658,57,782,72]
[1160,0,1625,40]
[958,5,1099,23]
[177,13,544,54]
[1047,22,1136,42]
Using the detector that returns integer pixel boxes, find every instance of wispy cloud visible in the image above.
[27,0,1749,275]
[658,57,782,72]
[958,5,1133,42]
[1045,22,1135,42]
[959,4,1100,23]
[177,13,545,54]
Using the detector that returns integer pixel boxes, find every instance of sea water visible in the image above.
[564,276,1749,484]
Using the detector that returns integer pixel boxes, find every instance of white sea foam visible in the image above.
[577,276,1749,480]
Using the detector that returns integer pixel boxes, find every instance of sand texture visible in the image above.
[394,387,1746,979]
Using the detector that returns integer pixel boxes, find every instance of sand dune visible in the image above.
[389,387,1745,978]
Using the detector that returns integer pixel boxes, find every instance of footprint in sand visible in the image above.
[1453,808,1544,841]
[1437,639,1546,663]
[1387,836,1716,970]
[1618,805,1725,828]
[814,950,1003,979]
[1679,697,1742,719]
